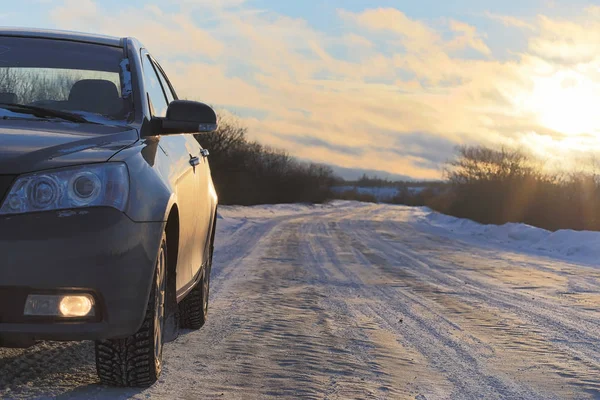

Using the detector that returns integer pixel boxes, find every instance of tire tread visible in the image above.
[178,279,206,330]
[95,303,157,387]
[94,234,166,388]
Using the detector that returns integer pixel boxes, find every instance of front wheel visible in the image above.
[95,233,168,387]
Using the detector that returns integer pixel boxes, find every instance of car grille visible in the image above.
[0,175,16,204]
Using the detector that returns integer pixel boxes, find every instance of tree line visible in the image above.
[195,114,336,205]
[424,146,600,232]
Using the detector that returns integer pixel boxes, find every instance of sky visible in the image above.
[5,0,600,179]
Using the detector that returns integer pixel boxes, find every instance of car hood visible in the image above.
[0,120,138,174]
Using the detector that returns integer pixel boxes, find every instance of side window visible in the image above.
[142,54,168,117]
[153,61,176,104]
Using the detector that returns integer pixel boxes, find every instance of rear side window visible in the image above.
[142,55,168,117]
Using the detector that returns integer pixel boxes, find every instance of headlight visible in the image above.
[0,163,129,215]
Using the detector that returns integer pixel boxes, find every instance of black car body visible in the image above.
[0,28,218,387]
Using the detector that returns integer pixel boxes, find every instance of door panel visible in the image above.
[185,135,211,278]
[150,56,211,280]
[158,135,199,291]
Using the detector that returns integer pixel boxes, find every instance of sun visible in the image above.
[524,70,600,137]
[507,68,600,162]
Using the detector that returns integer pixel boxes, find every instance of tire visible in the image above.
[178,263,211,330]
[95,233,168,387]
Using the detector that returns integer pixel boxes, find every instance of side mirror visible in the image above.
[154,100,217,135]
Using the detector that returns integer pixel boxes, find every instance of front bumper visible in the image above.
[0,207,163,341]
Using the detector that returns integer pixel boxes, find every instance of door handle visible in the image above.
[200,149,210,157]
[189,156,200,167]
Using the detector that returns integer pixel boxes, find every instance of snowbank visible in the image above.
[218,200,600,264]
[418,208,600,263]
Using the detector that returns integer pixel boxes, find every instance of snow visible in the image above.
[414,207,600,264]
[219,202,600,266]
[2,201,600,399]
[217,200,368,219]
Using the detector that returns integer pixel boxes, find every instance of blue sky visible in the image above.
[5,0,600,179]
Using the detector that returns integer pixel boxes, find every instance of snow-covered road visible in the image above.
[2,202,600,399]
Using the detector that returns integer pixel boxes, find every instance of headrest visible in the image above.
[0,92,17,104]
[68,79,121,115]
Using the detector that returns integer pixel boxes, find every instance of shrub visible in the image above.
[194,114,336,205]
[436,145,600,231]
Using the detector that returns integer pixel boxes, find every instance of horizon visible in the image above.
[5,0,600,179]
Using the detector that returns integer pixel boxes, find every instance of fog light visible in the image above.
[24,294,95,317]
[60,295,94,317]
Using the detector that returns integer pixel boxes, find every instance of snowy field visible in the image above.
[1,201,600,399]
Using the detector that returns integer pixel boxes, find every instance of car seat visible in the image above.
[68,79,122,116]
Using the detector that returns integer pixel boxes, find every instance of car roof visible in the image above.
[0,27,123,47]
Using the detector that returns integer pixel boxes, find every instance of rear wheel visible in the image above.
[178,263,211,330]
[95,233,167,387]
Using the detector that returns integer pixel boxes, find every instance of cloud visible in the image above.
[172,0,246,8]
[483,12,536,31]
[44,1,600,179]
[448,20,491,56]
[341,33,374,49]
[50,1,224,59]
[389,132,458,168]
[528,15,600,65]
[338,7,440,53]
[340,8,491,56]
[282,135,365,157]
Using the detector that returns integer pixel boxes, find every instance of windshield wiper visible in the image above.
[0,103,93,124]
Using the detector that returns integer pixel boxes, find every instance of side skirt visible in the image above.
[175,263,207,303]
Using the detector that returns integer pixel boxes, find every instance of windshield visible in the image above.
[0,37,131,121]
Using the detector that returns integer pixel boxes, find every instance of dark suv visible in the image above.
[0,28,218,387]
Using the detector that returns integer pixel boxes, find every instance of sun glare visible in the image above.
[525,70,600,137]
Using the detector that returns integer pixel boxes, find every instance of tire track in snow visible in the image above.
[368,216,600,372]
[301,213,545,400]
[339,209,600,398]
